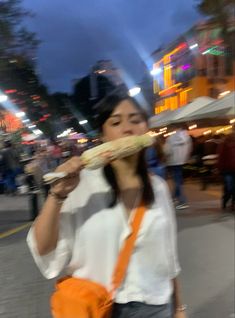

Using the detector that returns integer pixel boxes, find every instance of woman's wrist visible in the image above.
[48,190,68,204]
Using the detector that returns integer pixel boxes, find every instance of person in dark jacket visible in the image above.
[146,136,166,179]
[1,140,21,194]
[218,125,235,212]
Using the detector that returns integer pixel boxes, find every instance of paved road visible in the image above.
[0,182,234,318]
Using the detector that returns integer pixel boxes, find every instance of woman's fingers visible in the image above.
[56,156,84,175]
[50,156,84,196]
[65,173,79,179]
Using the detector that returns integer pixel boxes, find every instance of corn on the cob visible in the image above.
[43,134,153,184]
[81,134,153,169]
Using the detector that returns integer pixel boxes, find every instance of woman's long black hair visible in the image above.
[95,88,155,208]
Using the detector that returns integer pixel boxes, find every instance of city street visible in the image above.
[1,0,235,317]
[0,181,234,318]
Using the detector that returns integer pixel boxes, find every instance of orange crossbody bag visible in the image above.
[50,204,146,318]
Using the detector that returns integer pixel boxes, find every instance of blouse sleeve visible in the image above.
[26,197,75,279]
[160,178,181,279]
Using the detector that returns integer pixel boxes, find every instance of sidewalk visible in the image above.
[168,179,223,216]
[184,181,222,214]
[0,193,44,234]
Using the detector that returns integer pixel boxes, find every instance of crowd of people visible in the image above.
[0,138,86,196]
[1,123,234,216]
[145,124,235,213]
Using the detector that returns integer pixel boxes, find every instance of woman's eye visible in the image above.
[131,117,144,124]
[130,114,145,124]
[111,122,120,126]
[131,119,142,124]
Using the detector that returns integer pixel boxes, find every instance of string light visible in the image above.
[164,131,176,138]
[189,124,197,130]
[203,130,212,135]
[77,138,88,144]
[219,91,231,98]
[216,126,232,134]
[148,131,158,137]
[160,127,167,131]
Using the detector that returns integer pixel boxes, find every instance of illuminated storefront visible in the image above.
[0,109,23,133]
[152,20,235,114]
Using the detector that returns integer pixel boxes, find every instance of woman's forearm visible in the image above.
[33,156,83,256]
[33,195,63,255]
[172,277,183,311]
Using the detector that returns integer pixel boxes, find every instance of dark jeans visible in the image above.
[151,165,167,180]
[170,165,186,204]
[222,172,235,209]
[4,168,19,193]
[112,302,172,318]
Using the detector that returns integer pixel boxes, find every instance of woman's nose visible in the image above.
[121,122,134,136]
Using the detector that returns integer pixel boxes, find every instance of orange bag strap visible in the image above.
[110,204,146,294]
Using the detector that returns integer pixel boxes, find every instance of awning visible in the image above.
[174,97,215,122]
[149,110,171,128]
[186,92,235,121]
[149,96,215,128]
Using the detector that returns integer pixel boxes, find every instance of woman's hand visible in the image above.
[51,156,84,197]
[174,311,187,318]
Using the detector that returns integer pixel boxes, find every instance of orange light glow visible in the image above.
[159,83,182,96]
[153,42,190,112]
[0,111,23,132]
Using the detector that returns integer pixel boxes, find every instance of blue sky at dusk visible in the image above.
[22,0,201,92]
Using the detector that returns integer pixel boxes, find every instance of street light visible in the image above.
[150,68,162,76]
[79,120,88,125]
[128,87,141,97]
[189,43,198,50]
[0,94,8,102]
[32,129,43,136]
[16,111,26,118]
[22,119,30,123]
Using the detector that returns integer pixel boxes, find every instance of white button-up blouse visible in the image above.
[27,168,181,305]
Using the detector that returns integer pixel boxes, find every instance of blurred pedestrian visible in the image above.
[27,90,186,318]
[203,134,223,156]
[49,140,62,169]
[1,140,21,195]
[218,125,235,213]
[146,136,166,179]
[164,124,192,210]
[25,147,51,198]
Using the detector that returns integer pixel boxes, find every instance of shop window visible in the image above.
[208,87,219,98]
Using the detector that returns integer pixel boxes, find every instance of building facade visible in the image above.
[152,19,235,114]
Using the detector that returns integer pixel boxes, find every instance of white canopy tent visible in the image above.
[149,110,171,128]
[149,96,215,128]
[185,91,235,121]
[173,97,215,122]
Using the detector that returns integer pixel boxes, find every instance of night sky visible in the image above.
[22,0,201,93]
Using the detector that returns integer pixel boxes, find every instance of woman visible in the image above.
[27,90,187,318]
